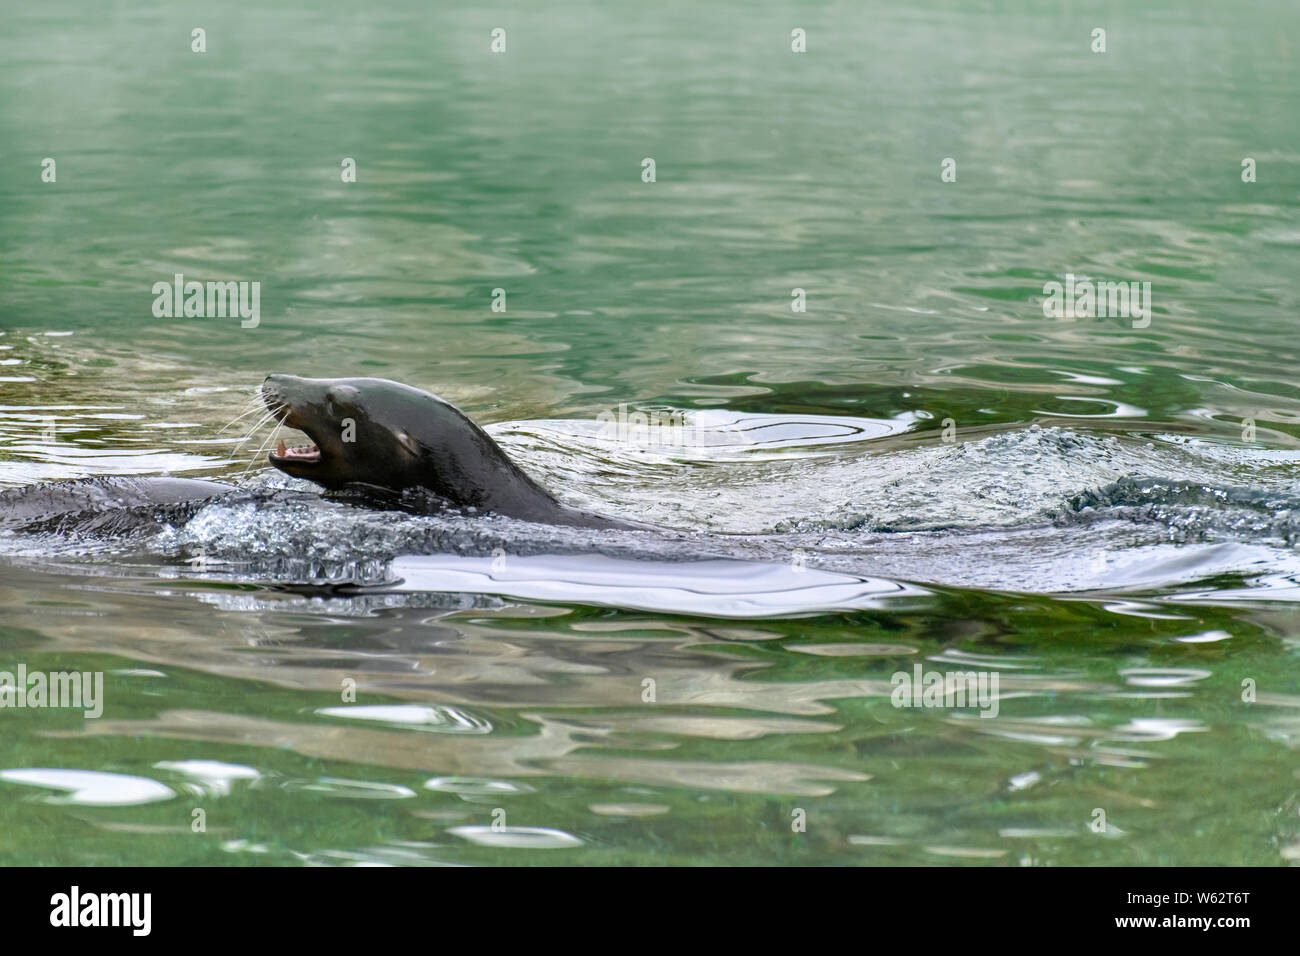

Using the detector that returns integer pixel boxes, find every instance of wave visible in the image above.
[2,415,1298,614]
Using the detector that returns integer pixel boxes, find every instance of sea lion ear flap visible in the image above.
[395,430,420,457]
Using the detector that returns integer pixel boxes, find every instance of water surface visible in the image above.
[1,0,1299,865]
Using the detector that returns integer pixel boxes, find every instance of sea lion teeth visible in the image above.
[276,440,286,456]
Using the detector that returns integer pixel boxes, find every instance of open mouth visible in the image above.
[270,439,321,465]
[263,383,324,469]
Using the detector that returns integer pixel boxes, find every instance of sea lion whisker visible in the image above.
[239,418,285,479]
[227,402,288,466]
[217,398,273,435]
[217,409,265,436]
[226,407,279,455]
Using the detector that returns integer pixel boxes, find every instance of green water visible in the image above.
[2,0,1300,865]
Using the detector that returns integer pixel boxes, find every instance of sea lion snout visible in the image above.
[263,374,335,480]
[262,374,337,431]
[262,373,311,412]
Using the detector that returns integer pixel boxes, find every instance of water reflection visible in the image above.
[1,557,1295,865]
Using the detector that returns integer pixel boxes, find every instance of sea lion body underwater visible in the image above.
[0,375,648,533]
[0,474,234,534]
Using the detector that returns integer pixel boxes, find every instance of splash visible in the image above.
[2,413,1299,615]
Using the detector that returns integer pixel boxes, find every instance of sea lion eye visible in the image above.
[326,385,359,412]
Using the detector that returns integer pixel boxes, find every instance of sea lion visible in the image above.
[262,374,642,529]
[0,376,645,533]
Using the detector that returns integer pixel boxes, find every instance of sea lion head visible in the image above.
[262,374,510,505]
[260,373,638,529]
